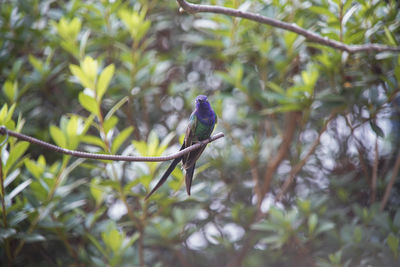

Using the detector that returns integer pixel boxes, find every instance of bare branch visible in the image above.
[257,111,301,213]
[276,112,336,201]
[0,126,224,162]
[177,0,400,53]
[371,137,379,203]
[380,153,400,211]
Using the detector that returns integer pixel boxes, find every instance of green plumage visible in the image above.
[188,113,216,141]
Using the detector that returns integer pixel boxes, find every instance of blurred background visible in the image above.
[1,0,400,266]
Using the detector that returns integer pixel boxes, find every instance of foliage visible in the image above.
[1,0,400,266]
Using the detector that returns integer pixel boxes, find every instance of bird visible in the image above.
[145,95,217,200]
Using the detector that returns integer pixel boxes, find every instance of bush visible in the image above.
[1,0,400,266]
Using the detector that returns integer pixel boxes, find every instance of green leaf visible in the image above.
[97,64,115,101]
[308,213,318,234]
[0,104,8,122]
[5,179,32,204]
[69,64,93,89]
[88,234,108,257]
[342,5,358,26]
[266,82,285,94]
[21,233,45,243]
[370,121,384,138]
[118,8,151,42]
[25,159,43,179]
[0,228,17,239]
[102,227,124,253]
[384,26,398,46]
[2,80,18,102]
[251,221,278,232]
[81,56,98,84]
[90,178,105,207]
[301,67,319,94]
[54,17,81,42]
[81,135,107,150]
[315,221,335,235]
[353,226,362,243]
[66,116,78,138]
[260,235,282,245]
[78,93,99,116]
[105,96,129,120]
[147,130,159,156]
[4,169,21,188]
[5,141,29,174]
[50,125,67,148]
[29,55,43,73]
[387,233,399,259]
[111,126,134,154]
[103,116,119,135]
[297,199,311,214]
[308,6,337,20]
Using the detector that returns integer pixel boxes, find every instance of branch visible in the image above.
[371,137,379,203]
[380,152,400,211]
[176,0,400,53]
[0,126,224,162]
[275,112,335,201]
[257,112,301,211]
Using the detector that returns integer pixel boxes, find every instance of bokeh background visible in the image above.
[1,0,400,266]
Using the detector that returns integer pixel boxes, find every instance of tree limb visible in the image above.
[380,152,400,211]
[0,126,224,162]
[257,111,301,212]
[176,0,400,53]
[276,112,336,201]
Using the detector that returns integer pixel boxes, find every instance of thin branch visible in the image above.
[0,153,12,264]
[257,112,301,212]
[380,153,400,211]
[0,126,224,162]
[276,112,336,201]
[371,137,379,203]
[176,0,400,53]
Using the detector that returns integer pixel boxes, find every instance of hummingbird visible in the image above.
[145,95,217,200]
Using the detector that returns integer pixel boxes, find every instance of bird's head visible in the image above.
[195,95,209,108]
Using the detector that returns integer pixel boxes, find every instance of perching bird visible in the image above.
[145,95,217,200]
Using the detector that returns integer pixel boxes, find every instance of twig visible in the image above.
[343,115,370,182]
[276,112,336,201]
[380,153,400,211]
[0,126,224,162]
[0,153,12,264]
[176,0,400,53]
[258,112,301,212]
[371,137,379,203]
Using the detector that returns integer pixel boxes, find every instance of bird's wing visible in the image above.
[182,112,197,166]
[183,145,206,170]
[145,142,185,200]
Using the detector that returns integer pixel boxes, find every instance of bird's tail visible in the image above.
[185,163,196,196]
[145,143,185,200]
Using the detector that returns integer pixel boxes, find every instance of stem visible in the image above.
[380,153,400,211]
[258,112,301,213]
[0,153,12,263]
[97,102,145,266]
[371,137,379,203]
[13,160,68,261]
[47,159,69,201]
[276,112,336,201]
